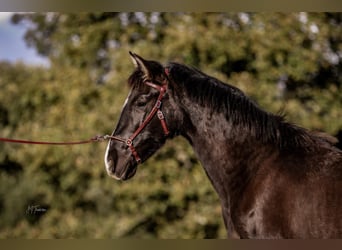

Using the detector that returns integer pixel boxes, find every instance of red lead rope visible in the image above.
[0,135,111,145]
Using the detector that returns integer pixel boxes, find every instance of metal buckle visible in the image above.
[157,110,165,120]
[155,100,162,109]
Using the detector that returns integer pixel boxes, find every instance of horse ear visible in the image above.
[129,51,150,79]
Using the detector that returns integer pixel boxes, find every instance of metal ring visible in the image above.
[126,139,133,146]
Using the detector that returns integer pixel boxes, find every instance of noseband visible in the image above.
[106,78,169,164]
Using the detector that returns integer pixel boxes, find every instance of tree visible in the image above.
[0,12,341,238]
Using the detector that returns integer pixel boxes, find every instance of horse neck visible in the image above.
[176,96,276,203]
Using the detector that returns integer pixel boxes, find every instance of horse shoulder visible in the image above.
[231,147,342,238]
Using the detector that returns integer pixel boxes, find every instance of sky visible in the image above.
[0,12,49,66]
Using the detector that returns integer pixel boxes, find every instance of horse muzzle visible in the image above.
[104,142,138,180]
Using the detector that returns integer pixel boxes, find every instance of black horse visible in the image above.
[104,52,342,239]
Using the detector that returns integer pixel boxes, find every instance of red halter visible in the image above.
[106,77,170,164]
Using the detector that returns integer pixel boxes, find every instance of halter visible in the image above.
[105,77,170,164]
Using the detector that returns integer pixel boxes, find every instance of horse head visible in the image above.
[104,52,179,180]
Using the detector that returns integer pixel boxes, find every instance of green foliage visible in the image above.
[1,12,341,238]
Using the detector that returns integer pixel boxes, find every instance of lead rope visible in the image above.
[0,135,114,145]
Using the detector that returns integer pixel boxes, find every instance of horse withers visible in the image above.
[104,52,342,239]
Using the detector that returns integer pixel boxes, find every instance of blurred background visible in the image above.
[0,12,341,238]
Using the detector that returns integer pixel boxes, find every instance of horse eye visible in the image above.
[136,100,147,107]
[136,95,150,107]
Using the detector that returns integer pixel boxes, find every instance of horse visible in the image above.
[104,52,342,239]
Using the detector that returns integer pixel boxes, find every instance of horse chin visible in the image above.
[120,164,138,181]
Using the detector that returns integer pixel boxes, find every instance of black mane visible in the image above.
[166,62,336,150]
[128,69,145,89]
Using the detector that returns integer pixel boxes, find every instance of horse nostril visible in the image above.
[107,155,113,167]
[105,155,114,170]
